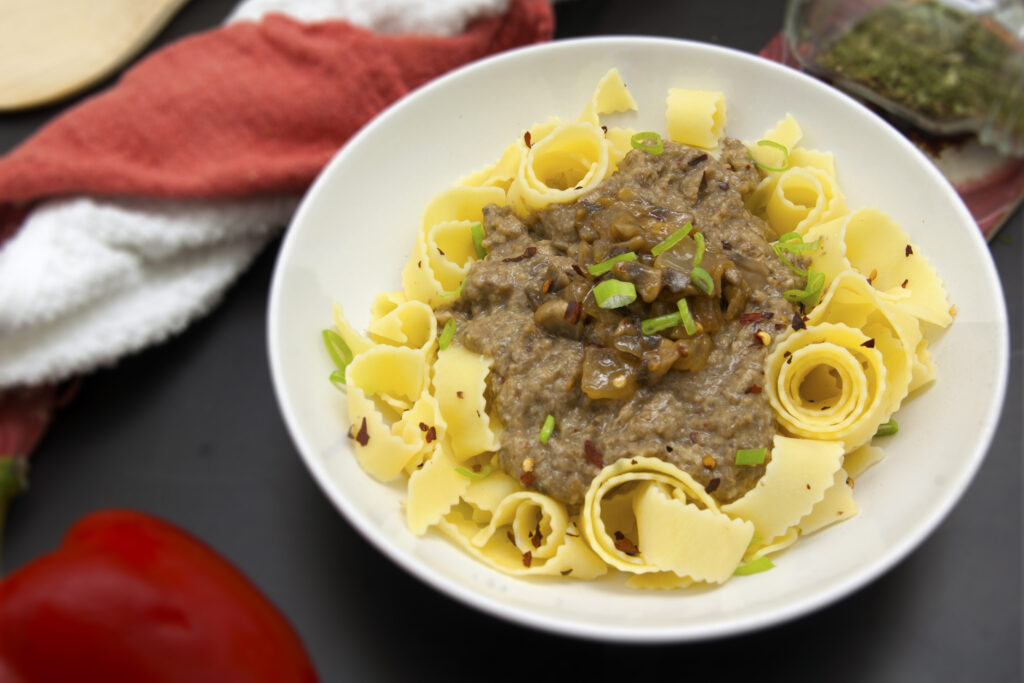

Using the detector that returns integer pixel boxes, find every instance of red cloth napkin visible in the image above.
[0,0,554,460]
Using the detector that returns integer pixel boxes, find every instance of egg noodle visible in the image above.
[325,70,952,587]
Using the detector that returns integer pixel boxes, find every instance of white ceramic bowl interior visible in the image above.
[267,37,1009,641]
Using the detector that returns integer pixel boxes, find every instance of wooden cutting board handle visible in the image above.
[0,0,192,111]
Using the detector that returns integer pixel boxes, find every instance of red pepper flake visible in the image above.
[905,244,913,256]
[792,311,807,330]
[861,338,875,348]
[601,125,608,134]
[520,471,536,486]
[524,131,532,148]
[564,301,583,324]
[541,278,552,293]
[722,240,733,251]
[704,477,721,493]
[739,311,772,325]
[425,426,437,443]
[354,417,370,446]
[417,260,422,268]
[901,279,908,288]
[584,439,603,468]
[688,153,708,166]
[522,551,532,567]
[503,246,538,263]
[613,531,639,555]
[560,568,573,576]
[745,385,763,394]
[531,524,543,548]
[631,458,638,464]
[418,422,429,432]
[571,264,587,277]
[456,391,464,399]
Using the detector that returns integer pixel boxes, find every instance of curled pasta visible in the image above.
[580,457,754,583]
[666,88,726,149]
[509,121,610,212]
[765,322,889,450]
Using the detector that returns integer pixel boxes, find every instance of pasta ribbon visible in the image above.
[580,457,754,583]
[765,322,889,450]
[509,121,610,213]
[666,88,726,149]
[797,467,858,535]
[432,345,500,460]
[368,300,437,352]
[406,444,470,535]
[578,68,638,127]
[722,435,844,541]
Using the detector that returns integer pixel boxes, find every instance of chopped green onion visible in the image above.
[641,313,681,336]
[439,278,467,298]
[690,266,714,294]
[455,464,493,480]
[593,279,637,309]
[630,131,664,155]
[650,222,693,256]
[438,318,456,350]
[777,231,802,244]
[783,268,825,307]
[322,329,353,386]
[748,139,790,172]
[693,232,706,268]
[735,448,767,465]
[470,222,487,260]
[587,252,637,276]
[539,414,555,443]
[734,556,775,576]
[677,298,697,336]
[772,234,820,277]
[875,419,899,437]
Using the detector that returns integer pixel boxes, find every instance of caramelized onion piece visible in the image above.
[581,346,639,400]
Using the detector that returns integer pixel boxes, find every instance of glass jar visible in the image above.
[784,0,1024,156]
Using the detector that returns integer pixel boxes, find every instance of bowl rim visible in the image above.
[266,35,1010,642]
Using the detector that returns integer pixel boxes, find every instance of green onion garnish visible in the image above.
[734,556,775,576]
[539,414,555,443]
[438,318,456,350]
[322,329,353,387]
[693,232,706,268]
[783,268,825,307]
[772,234,820,277]
[735,448,767,465]
[439,278,467,298]
[641,313,681,336]
[593,279,637,309]
[690,266,714,294]
[587,252,637,276]
[875,419,899,437]
[748,139,790,172]
[677,298,697,336]
[455,464,493,480]
[650,222,693,256]
[470,222,486,260]
[630,131,664,155]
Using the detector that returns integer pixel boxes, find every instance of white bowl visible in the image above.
[267,37,1009,641]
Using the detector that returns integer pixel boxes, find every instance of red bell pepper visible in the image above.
[0,509,319,682]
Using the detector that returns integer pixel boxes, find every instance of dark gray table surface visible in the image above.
[3,1,1021,680]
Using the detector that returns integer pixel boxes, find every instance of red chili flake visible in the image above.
[541,278,553,293]
[665,445,673,452]
[417,260,422,268]
[739,311,772,325]
[531,524,543,548]
[354,417,370,446]
[520,471,536,486]
[631,458,638,465]
[722,240,733,250]
[601,125,608,134]
[792,311,807,330]
[745,385,763,394]
[901,279,909,288]
[560,568,573,576]
[418,422,429,432]
[425,426,437,443]
[786,355,793,365]
[613,531,639,555]
[861,338,875,348]
[905,244,913,256]
[564,301,583,324]
[704,478,721,494]
[502,246,538,263]
[524,131,532,148]
[437,247,445,256]
[688,153,708,166]
[522,551,532,567]
[584,440,603,468]
[456,391,464,399]
[571,264,586,277]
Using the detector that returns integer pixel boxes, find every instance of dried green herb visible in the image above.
[816,1,1012,123]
